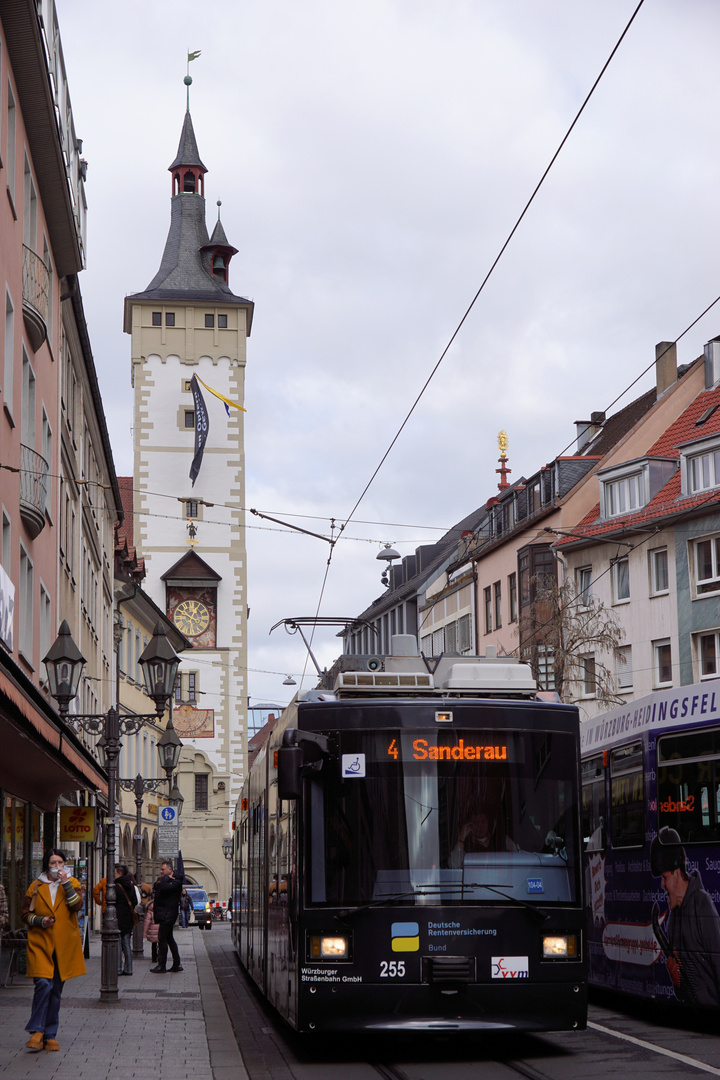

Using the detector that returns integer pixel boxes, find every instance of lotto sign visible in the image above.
[60,806,96,841]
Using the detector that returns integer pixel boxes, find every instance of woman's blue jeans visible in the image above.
[26,958,64,1038]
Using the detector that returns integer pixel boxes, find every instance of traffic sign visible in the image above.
[157,825,179,859]
[160,806,177,824]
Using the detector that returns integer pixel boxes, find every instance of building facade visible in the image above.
[123,98,253,900]
[0,0,118,931]
[557,343,720,719]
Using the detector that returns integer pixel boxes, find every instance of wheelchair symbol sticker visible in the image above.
[161,807,176,822]
[341,754,366,778]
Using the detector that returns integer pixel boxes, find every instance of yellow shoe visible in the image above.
[44,1039,60,1051]
[25,1032,44,1052]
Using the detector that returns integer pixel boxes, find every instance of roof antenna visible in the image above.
[185,49,201,110]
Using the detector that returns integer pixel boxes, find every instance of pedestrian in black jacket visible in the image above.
[150,861,183,973]
[114,864,139,976]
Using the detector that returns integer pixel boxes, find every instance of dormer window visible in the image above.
[605,473,642,517]
[679,434,720,497]
[598,457,676,520]
[688,447,720,493]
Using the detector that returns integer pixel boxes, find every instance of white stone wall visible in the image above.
[129,305,248,823]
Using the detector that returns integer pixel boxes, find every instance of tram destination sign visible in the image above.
[337,730,516,770]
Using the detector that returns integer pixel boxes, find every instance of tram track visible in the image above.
[204,929,720,1080]
[371,1058,554,1080]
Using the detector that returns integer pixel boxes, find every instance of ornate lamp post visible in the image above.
[43,620,180,1002]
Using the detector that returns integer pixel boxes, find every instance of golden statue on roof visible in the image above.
[498,430,508,459]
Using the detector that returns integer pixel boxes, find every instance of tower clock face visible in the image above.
[173,599,211,637]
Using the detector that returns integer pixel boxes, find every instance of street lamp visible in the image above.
[222,837,233,861]
[43,620,180,1003]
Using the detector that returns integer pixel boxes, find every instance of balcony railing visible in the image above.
[22,245,49,352]
[19,443,49,539]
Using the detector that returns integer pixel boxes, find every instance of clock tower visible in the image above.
[123,89,252,895]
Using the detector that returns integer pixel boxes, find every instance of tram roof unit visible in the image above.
[319,635,539,699]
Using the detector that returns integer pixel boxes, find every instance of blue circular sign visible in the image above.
[161,807,176,822]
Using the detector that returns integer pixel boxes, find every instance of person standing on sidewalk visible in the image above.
[151,861,183,973]
[114,864,139,976]
[179,888,191,928]
[143,897,160,962]
[21,849,85,1052]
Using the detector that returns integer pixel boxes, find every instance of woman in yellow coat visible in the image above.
[21,848,85,1052]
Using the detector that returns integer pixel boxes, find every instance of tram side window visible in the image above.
[610,741,644,848]
[658,727,720,843]
[582,754,606,850]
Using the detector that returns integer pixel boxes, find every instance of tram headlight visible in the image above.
[309,934,350,960]
[542,934,578,959]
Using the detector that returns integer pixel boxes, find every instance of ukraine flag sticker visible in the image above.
[391,922,419,952]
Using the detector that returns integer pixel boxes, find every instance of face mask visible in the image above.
[48,867,61,880]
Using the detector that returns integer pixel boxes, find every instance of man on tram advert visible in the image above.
[650,827,720,1007]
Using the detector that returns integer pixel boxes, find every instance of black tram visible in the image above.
[231,644,586,1032]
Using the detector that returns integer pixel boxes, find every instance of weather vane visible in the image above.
[185,49,201,109]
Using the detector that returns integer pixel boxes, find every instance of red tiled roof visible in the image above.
[648,384,720,457]
[555,384,720,548]
[117,477,135,547]
[114,477,145,581]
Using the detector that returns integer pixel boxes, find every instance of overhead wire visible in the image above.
[334,0,647,542]
[295,0,647,681]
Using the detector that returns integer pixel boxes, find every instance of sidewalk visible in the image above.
[0,927,249,1080]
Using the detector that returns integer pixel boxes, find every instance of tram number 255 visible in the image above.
[380,960,405,978]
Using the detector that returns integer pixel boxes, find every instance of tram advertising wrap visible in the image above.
[583,679,720,1008]
[232,649,586,1034]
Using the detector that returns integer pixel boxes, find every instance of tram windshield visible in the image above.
[307,728,579,907]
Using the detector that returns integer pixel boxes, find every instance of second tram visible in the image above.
[582,679,720,1009]
[231,639,586,1033]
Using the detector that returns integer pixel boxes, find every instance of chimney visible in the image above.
[656,341,677,395]
[574,411,605,452]
[415,545,435,572]
[704,337,720,389]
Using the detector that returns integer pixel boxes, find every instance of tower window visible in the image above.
[183,169,196,193]
[195,774,209,811]
[184,410,195,429]
[205,314,214,328]
[152,312,161,326]
[218,314,227,328]
[165,312,175,327]
[186,500,198,518]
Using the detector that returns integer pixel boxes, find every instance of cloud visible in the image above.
[58,0,720,705]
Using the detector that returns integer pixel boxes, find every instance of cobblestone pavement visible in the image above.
[0,926,248,1080]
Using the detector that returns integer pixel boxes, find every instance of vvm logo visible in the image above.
[60,806,96,841]
[491,956,529,979]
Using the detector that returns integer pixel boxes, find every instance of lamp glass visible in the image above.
[43,620,86,711]
[139,623,181,712]
[157,719,183,775]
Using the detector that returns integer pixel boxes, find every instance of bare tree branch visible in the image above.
[512,576,626,708]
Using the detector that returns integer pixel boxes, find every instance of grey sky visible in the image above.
[58,0,720,705]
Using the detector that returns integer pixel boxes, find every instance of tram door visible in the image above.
[247,794,266,990]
